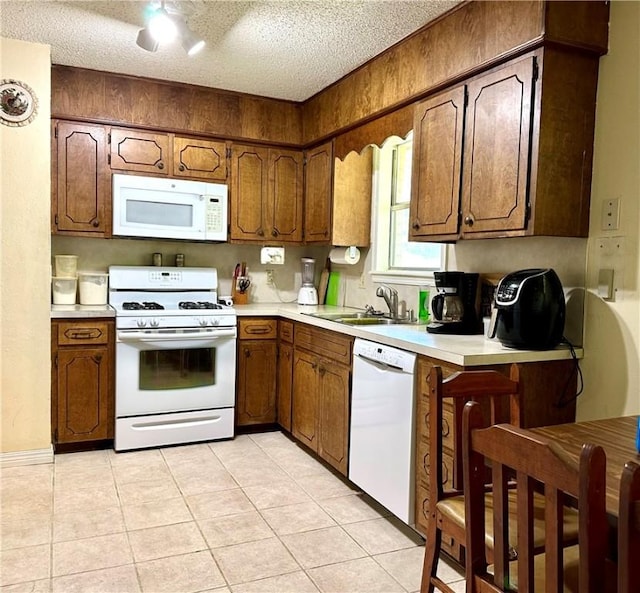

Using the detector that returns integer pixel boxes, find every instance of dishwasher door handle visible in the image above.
[355,352,405,372]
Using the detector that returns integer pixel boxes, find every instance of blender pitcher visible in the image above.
[297,258,318,305]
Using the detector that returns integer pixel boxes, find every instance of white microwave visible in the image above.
[112,174,228,242]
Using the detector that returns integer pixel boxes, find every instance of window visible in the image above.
[371,134,445,284]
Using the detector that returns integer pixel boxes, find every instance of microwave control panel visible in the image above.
[206,197,224,233]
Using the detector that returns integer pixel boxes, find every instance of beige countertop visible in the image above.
[51,304,116,318]
[49,301,582,366]
[234,303,584,367]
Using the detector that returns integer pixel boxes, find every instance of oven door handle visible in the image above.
[117,328,236,341]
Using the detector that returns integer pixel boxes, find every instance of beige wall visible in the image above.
[0,38,52,454]
[579,0,640,420]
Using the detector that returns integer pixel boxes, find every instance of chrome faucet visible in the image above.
[376,284,399,319]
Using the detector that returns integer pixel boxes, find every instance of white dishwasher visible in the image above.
[349,338,417,524]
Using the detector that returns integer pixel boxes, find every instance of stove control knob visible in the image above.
[136,319,147,328]
[212,318,220,327]
[149,319,160,328]
[199,318,208,327]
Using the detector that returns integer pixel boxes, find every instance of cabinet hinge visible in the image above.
[54,126,58,139]
[108,132,111,144]
[226,147,232,159]
[525,203,531,223]
[107,153,111,165]
[463,87,469,108]
[54,353,58,368]
[54,214,58,226]
[533,60,539,82]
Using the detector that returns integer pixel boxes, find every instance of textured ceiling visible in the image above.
[0,0,461,101]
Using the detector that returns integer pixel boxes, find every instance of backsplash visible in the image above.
[53,234,587,344]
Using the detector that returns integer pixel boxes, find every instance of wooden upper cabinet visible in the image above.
[230,144,269,241]
[230,144,303,243]
[332,146,373,247]
[109,128,170,174]
[269,149,303,242]
[410,86,465,240]
[304,141,333,243]
[53,121,110,237]
[460,57,534,236]
[173,137,228,181]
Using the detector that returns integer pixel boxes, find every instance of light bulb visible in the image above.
[148,7,178,42]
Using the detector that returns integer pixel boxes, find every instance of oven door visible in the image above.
[116,328,236,417]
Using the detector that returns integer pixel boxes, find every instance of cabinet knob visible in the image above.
[92,220,100,228]
[244,348,251,357]
[257,229,264,237]
[464,215,474,226]
[271,229,278,237]
[158,162,164,170]
[412,222,420,230]
[324,231,328,237]
[179,164,185,172]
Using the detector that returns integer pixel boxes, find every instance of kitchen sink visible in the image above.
[305,311,402,325]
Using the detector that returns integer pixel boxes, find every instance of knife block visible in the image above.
[232,284,248,305]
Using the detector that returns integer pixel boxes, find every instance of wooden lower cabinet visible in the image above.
[51,319,114,448]
[292,325,352,475]
[236,318,278,426]
[414,355,578,544]
[277,321,294,431]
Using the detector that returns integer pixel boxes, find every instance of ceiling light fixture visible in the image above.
[136,1,205,56]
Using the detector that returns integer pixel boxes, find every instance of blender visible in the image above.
[297,258,318,305]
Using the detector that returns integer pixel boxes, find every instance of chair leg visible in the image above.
[421,520,442,593]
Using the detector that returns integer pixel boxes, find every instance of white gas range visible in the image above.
[109,266,237,451]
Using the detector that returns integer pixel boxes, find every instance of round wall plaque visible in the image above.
[0,79,38,127]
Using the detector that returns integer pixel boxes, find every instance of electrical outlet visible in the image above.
[266,269,274,286]
[601,198,620,230]
[358,273,366,289]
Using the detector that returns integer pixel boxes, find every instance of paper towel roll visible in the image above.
[329,247,360,265]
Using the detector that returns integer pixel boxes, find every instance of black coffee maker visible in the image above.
[427,272,483,335]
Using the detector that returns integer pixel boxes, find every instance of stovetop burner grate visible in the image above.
[122,301,165,310]
[178,301,221,310]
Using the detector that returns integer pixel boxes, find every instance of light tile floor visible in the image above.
[0,431,465,592]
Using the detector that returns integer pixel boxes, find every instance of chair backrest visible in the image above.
[618,460,640,593]
[462,400,608,593]
[428,365,522,507]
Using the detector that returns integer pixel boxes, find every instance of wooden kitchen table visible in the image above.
[531,415,640,519]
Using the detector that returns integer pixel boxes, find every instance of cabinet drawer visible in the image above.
[417,440,454,490]
[279,320,294,343]
[239,318,277,340]
[419,400,455,451]
[57,321,110,345]
[295,324,352,365]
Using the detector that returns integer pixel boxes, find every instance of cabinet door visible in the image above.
[237,340,277,425]
[173,137,228,181]
[409,87,465,240]
[56,346,111,443]
[109,128,170,174]
[277,342,294,431]
[460,58,534,235]
[54,121,110,236]
[317,360,350,476]
[303,141,333,243]
[230,144,269,241]
[292,349,319,451]
[268,148,303,243]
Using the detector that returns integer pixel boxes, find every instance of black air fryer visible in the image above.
[488,269,565,350]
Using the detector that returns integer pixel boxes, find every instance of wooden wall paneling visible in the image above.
[544,0,610,53]
[333,104,414,160]
[52,66,302,145]
[301,0,546,144]
[530,47,600,237]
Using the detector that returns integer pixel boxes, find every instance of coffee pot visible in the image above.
[427,271,482,335]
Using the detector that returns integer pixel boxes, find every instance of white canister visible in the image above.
[54,255,78,278]
[78,272,109,305]
[52,277,77,304]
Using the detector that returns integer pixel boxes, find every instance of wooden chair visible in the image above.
[420,365,524,593]
[462,400,608,593]
[618,460,640,593]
